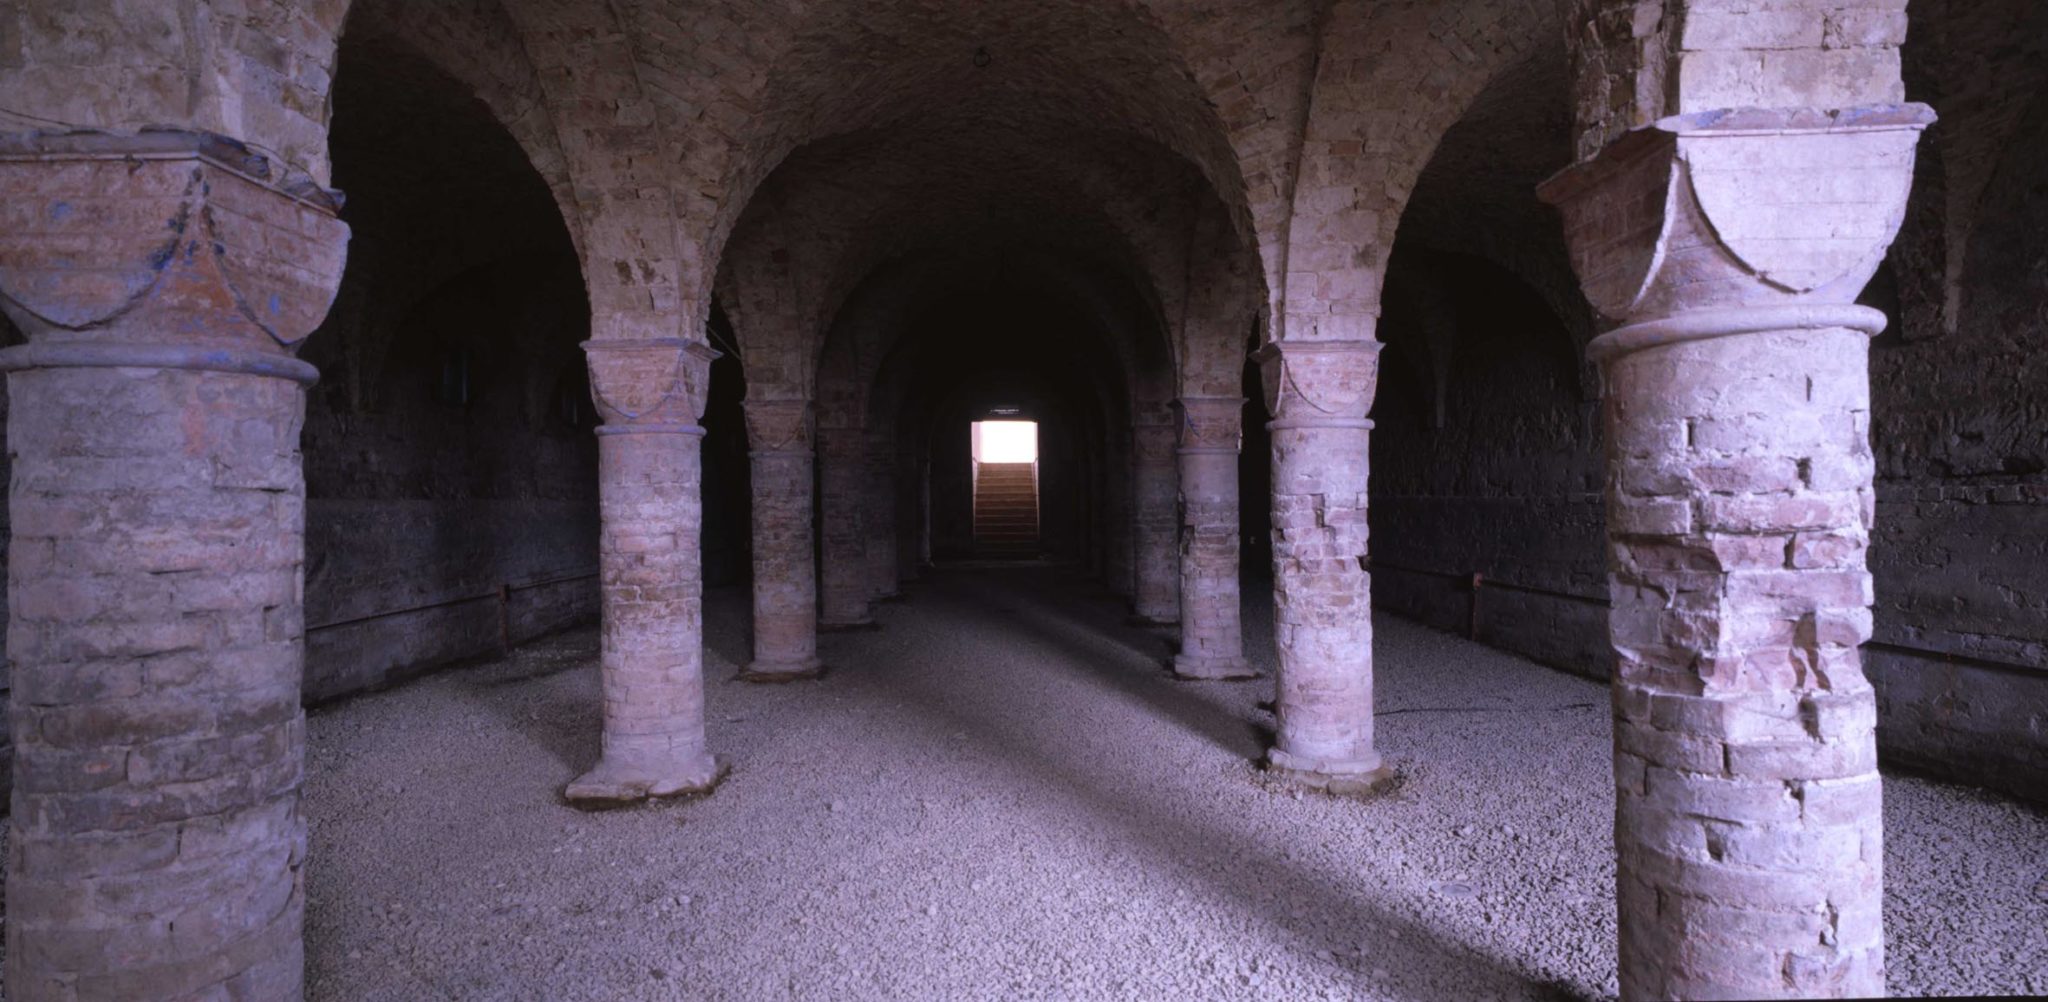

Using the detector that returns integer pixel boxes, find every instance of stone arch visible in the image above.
[1277,0,1557,342]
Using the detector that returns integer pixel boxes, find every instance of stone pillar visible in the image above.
[0,133,347,1001]
[864,429,899,601]
[1129,416,1180,625]
[895,438,922,583]
[1103,430,1134,595]
[1253,339,1392,796]
[567,338,726,807]
[740,398,823,682]
[1541,106,1932,1001]
[1172,396,1253,679]
[818,425,874,630]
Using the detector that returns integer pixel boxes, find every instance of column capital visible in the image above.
[742,397,813,456]
[1252,339,1380,430]
[0,129,349,383]
[1539,104,1934,361]
[1173,396,1244,454]
[583,338,718,434]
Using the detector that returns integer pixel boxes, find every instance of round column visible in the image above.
[864,429,899,601]
[0,134,348,1001]
[740,399,823,682]
[566,338,726,806]
[817,425,875,630]
[1602,310,1887,1000]
[1540,105,1931,999]
[1255,340,1393,796]
[1171,396,1253,679]
[1129,417,1180,625]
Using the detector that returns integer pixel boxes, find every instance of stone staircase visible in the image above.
[973,462,1040,558]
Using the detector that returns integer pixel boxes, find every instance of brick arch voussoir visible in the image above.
[1279,0,1555,342]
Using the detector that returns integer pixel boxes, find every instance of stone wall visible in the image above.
[1370,253,1611,680]
[299,256,600,703]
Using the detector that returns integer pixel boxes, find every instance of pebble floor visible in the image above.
[302,567,2048,1000]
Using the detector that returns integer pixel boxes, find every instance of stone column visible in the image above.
[1172,396,1253,679]
[817,425,874,630]
[1541,106,1932,1001]
[740,398,823,682]
[1103,430,1134,595]
[1129,416,1180,625]
[895,438,922,583]
[0,133,347,1001]
[864,429,899,601]
[567,338,726,806]
[1253,339,1392,795]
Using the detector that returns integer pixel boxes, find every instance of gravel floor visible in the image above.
[302,567,2048,1000]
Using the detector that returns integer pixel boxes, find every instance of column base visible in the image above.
[738,659,827,683]
[874,591,907,604]
[819,618,881,633]
[1263,748,1398,800]
[1170,655,1259,681]
[1126,614,1179,628]
[564,753,728,809]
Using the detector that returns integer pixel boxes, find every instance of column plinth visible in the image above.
[1254,340,1394,796]
[741,399,824,682]
[0,132,348,1002]
[1171,397,1253,680]
[1541,104,1932,1001]
[569,338,727,807]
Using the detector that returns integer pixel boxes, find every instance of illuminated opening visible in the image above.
[971,420,1038,464]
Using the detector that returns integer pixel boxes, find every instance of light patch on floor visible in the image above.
[303,569,2048,1000]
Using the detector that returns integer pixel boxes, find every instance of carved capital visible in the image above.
[1174,396,1243,454]
[1539,105,1934,348]
[743,398,813,455]
[583,338,719,432]
[1252,340,1380,430]
[0,130,348,360]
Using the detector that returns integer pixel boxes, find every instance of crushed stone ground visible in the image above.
[302,567,2048,1000]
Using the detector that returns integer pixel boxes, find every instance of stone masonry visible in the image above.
[565,338,725,807]
[1255,339,1393,795]
[0,132,347,1002]
[1129,416,1180,626]
[818,424,874,630]
[1543,104,1931,999]
[740,398,823,681]
[1171,396,1252,679]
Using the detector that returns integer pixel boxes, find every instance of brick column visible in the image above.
[864,429,899,601]
[1172,396,1253,679]
[817,425,874,630]
[1542,106,1932,1000]
[895,438,922,583]
[567,338,726,807]
[1253,339,1392,796]
[740,399,823,682]
[1129,416,1179,625]
[0,133,347,1001]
